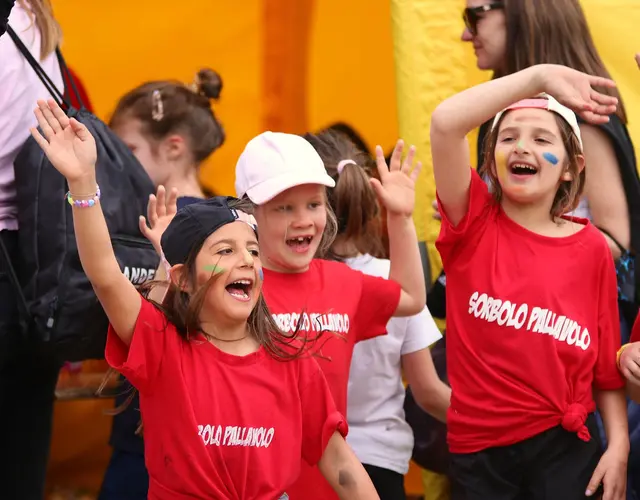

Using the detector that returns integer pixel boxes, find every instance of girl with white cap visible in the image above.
[234,131,426,499]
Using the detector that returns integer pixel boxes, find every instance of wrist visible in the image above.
[67,174,98,196]
[525,65,548,95]
[387,211,413,222]
[607,437,630,457]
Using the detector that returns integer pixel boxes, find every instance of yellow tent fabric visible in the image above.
[46,0,640,496]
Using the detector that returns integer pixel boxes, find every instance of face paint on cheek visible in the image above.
[542,152,559,166]
[203,264,225,274]
[258,268,264,281]
[496,150,508,181]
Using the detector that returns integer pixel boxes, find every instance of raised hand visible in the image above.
[370,140,422,218]
[30,99,97,182]
[138,185,179,255]
[536,64,618,124]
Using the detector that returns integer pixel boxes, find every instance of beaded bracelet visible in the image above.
[66,185,101,208]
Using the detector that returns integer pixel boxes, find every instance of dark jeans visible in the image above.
[362,463,407,500]
[0,230,61,500]
[450,415,603,500]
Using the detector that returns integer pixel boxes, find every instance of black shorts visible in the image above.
[450,414,603,500]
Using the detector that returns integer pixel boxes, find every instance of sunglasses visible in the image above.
[463,2,504,36]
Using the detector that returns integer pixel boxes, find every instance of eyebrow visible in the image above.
[209,238,259,249]
[499,126,556,136]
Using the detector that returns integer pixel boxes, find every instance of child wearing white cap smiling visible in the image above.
[235,131,426,499]
[430,64,628,500]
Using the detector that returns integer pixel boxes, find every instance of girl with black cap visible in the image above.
[30,98,380,500]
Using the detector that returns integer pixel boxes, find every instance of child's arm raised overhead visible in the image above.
[430,64,618,227]
[370,141,425,317]
[31,99,142,345]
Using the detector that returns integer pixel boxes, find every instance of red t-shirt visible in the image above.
[262,258,401,500]
[106,298,347,500]
[436,169,624,454]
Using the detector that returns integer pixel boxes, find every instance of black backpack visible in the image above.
[0,26,159,362]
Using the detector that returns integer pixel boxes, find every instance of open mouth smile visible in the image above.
[225,279,253,302]
[286,235,314,254]
[509,162,538,176]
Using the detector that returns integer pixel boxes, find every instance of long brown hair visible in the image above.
[17,0,61,59]
[496,0,626,123]
[99,198,333,423]
[303,130,385,261]
[482,112,586,218]
[109,69,225,164]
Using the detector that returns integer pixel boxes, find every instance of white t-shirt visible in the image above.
[344,254,442,474]
[0,2,63,231]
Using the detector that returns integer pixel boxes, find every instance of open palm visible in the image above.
[139,185,179,255]
[370,140,422,217]
[31,99,97,181]
[539,65,618,124]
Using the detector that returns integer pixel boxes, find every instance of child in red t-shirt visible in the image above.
[234,132,426,499]
[431,65,629,500]
[29,99,380,500]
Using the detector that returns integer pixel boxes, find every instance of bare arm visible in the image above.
[388,214,425,316]
[372,142,425,317]
[595,389,629,452]
[402,348,451,422]
[318,432,379,500]
[32,100,141,345]
[430,66,543,226]
[579,124,630,259]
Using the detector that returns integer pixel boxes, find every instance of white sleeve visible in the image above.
[400,306,442,355]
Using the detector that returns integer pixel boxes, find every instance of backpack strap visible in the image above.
[5,24,70,109]
[55,47,85,110]
[597,226,628,255]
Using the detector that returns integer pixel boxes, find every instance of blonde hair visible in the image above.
[17,0,62,59]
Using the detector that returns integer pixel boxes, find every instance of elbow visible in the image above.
[403,293,425,316]
[430,105,459,139]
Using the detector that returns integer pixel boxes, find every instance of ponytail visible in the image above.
[304,130,385,260]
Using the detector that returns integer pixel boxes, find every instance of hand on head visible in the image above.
[535,65,618,125]
[370,140,422,218]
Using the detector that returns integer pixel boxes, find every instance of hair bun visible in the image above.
[195,68,223,100]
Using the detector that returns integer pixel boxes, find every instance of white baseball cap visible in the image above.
[491,93,583,150]
[235,132,336,204]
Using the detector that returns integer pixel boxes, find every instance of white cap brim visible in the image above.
[244,171,336,204]
[491,93,583,150]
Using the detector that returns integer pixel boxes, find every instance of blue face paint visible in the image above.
[258,268,264,281]
[542,152,559,165]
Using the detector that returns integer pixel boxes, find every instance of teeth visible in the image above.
[230,280,251,287]
[512,163,537,171]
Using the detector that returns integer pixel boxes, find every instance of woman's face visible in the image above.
[461,0,507,72]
